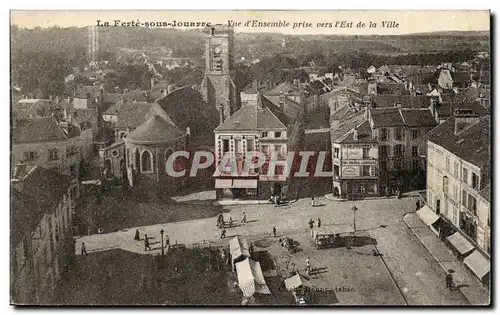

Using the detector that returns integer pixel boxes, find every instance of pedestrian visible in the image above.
[317,218,322,228]
[446,272,454,290]
[134,229,141,241]
[144,234,151,251]
[81,242,88,256]
[273,226,277,238]
[241,212,247,224]
[311,196,315,207]
[306,257,311,275]
[416,200,421,211]
[229,216,233,227]
[220,227,226,239]
[309,219,314,230]
[249,242,255,257]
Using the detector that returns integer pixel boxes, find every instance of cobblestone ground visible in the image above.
[72,193,469,305]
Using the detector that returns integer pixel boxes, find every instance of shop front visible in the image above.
[215,178,258,200]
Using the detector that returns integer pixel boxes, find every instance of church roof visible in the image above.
[128,114,185,143]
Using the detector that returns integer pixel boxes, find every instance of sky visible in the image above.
[10,10,490,36]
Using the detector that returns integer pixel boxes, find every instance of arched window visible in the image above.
[120,132,127,140]
[164,147,174,173]
[141,150,153,173]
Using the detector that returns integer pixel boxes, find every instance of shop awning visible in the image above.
[235,258,271,297]
[446,232,475,255]
[215,179,233,188]
[232,179,258,189]
[464,250,490,280]
[416,205,440,226]
[284,273,310,291]
[229,236,250,263]
[215,179,258,189]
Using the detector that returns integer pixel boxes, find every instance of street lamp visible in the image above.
[160,229,164,256]
[351,206,358,232]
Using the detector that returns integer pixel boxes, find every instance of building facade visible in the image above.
[12,117,82,200]
[11,167,75,304]
[331,107,379,199]
[425,112,490,282]
[214,93,303,200]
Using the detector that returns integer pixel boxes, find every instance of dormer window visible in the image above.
[262,132,268,138]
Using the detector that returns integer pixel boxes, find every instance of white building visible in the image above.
[425,110,490,283]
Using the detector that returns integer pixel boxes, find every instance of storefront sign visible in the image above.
[344,144,376,149]
[344,160,378,165]
[341,166,360,177]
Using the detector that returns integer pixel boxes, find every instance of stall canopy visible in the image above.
[229,236,250,264]
[464,250,490,280]
[284,273,310,291]
[416,205,440,226]
[235,258,271,297]
[446,232,475,255]
[313,225,354,238]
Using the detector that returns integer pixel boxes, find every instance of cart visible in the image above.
[313,225,355,249]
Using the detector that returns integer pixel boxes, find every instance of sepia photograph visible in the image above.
[9,10,491,306]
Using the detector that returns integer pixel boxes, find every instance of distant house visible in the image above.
[367,65,377,74]
[12,116,83,194]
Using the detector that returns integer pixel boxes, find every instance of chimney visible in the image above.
[279,92,285,110]
[218,104,224,125]
[454,109,480,135]
[353,128,359,140]
[331,118,339,130]
[257,93,263,110]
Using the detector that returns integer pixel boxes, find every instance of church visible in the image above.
[98,24,240,198]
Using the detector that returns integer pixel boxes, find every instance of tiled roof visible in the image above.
[128,115,185,142]
[435,101,489,119]
[400,109,438,127]
[330,108,367,143]
[372,95,437,109]
[425,115,490,170]
[305,106,330,130]
[156,86,219,137]
[369,107,405,128]
[265,82,304,96]
[13,117,70,143]
[115,102,175,129]
[75,85,101,99]
[340,120,376,144]
[215,94,289,132]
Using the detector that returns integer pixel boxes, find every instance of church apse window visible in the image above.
[141,150,153,173]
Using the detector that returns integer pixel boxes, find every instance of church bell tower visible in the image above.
[201,24,240,124]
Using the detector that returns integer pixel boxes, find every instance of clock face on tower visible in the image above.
[214,47,221,54]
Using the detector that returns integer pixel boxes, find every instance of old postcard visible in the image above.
[10,10,491,306]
